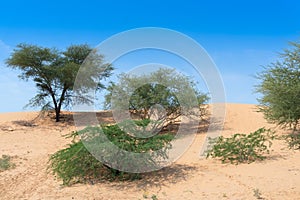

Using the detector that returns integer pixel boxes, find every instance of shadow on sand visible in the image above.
[106,163,199,191]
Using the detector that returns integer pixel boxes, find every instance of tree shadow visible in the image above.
[20,110,226,134]
[12,120,37,127]
[108,163,199,190]
[267,153,288,161]
[17,111,115,127]
[26,110,76,127]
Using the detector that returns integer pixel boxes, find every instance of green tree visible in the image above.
[6,44,113,122]
[105,68,209,131]
[256,41,300,133]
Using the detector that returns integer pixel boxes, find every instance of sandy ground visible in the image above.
[0,104,299,200]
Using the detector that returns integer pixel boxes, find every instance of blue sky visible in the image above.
[0,0,300,112]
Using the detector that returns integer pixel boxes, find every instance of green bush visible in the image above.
[0,155,15,172]
[104,68,209,131]
[284,133,300,150]
[206,128,275,164]
[49,120,174,185]
[255,41,300,133]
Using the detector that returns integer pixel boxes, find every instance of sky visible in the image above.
[0,0,300,112]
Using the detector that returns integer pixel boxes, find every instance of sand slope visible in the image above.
[0,104,299,200]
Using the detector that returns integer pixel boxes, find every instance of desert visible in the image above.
[0,104,299,200]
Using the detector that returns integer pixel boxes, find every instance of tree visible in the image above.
[256,41,300,133]
[6,44,113,122]
[105,68,209,131]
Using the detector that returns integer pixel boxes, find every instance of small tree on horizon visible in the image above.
[6,44,113,122]
[104,68,209,131]
[256,41,300,133]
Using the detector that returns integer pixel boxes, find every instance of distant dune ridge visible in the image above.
[0,104,299,199]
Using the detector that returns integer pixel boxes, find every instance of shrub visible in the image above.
[255,41,300,133]
[49,120,174,185]
[284,133,300,150]
[206,128,275,164]
[0,155,16,172]
[104,68,209,131]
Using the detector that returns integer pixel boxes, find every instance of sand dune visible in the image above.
[0,104,299,199]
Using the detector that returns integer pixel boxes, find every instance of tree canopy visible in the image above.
[256,41,300,133]
[105,68,209,132]
[6,44,113,122]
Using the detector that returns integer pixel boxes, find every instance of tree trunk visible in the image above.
[55,88,67,122]
[51,96,60,122]
[55,108,61,122]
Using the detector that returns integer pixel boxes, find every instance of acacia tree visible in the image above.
[105,68,209,131]
[256,41,300,133]
[6,44,113,122]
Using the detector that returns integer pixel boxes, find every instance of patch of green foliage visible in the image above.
[206,128,275,164]
[256,41,300,133]
[284,133,300,150]
[0,155,16,172]
[253,188,264,199]
[6,44,113,122]
[49,120,174,185]
[105,68,209,130]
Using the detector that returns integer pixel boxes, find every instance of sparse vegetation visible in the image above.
[0,155,16,172]
[151,194,158,200]
[142,193,158,200]
[284,133,300,150]
[253,188,264,199]
[206,128,275,164]
[49,120,174,185]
